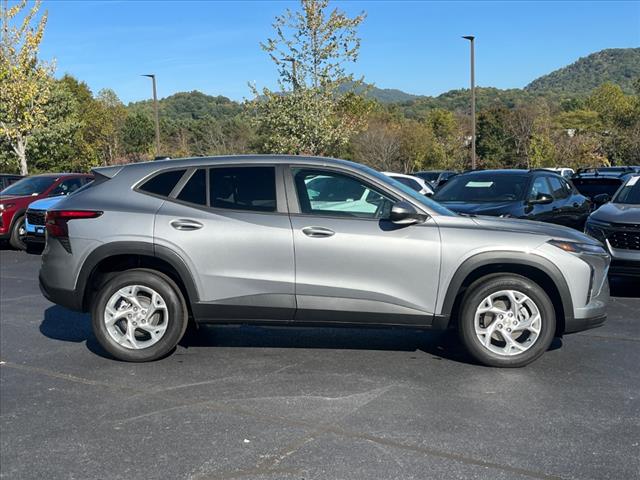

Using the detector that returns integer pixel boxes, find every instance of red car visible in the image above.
[0,173,93,250]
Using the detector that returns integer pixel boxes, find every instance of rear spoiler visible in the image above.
[91,165,123,179]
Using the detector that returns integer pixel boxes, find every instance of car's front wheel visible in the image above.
[458,274,556,367]
[91,269,188,362]
[9,215,27,250]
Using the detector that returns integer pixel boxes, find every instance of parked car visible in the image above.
[39,156,609,367]
[432,169,591,230]
[0,174,23,191]
[543,167,574,179]
[585,174,640,277]
[0,173,93,250]
[413,170,457,189]
[25,196,65,250]
[571,169,635,209]
[382,172,434,196]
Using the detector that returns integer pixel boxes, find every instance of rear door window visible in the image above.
[139,169,187,197]
[209,167,276,212]
[529,177,552,200]
[547,176,568,199]
[177,169,207,205]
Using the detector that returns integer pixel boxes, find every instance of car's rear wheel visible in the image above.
[458,274,555,367]
[9,215,27,250]
[91,269,188,362]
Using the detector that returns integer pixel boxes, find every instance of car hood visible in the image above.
[589,202,640,224]
[471,215,598,244]
[27,196,63,211]
[437,200,516,215]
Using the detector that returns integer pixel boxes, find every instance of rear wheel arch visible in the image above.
[441,252,573,337]
[78,242,199,313]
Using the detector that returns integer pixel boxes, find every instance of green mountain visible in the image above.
[128,90,243,120]
[126,48,640,118]
[525,48,640,95]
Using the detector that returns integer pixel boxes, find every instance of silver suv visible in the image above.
[39,156,610,367]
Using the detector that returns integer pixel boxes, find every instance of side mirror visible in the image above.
[389,201,428,225]
[593,193,611,205]
[528,193,553,205]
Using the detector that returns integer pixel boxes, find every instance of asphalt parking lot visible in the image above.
[0,248,639,480]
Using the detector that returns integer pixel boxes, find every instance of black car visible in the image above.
[571,169,636,208]
[413,170,457,189]
[0,174,23,191]
[432,169,591,230]
[585,174,640,276]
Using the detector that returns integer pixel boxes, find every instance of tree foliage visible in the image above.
[0,0,53,174]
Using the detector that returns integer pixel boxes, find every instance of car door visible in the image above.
[287,166,441,326]
[153,165,296,321]
[524,176,555,223]
[545,174,575,227]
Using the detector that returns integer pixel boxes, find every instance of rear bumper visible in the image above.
[39,273,83,311]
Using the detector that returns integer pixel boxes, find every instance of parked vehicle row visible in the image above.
[431,169,591,230]
[36,155,611,367]
[382,172,434,196]
[585,174,640,277]
[0,173,93,250]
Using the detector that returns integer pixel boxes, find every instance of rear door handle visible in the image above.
[170,219,203,231]
[302,226,335,238]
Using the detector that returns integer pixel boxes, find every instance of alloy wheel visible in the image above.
[103,284,169,350]
[474,289,542,356]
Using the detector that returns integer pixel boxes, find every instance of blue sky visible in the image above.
[36,0,640,104]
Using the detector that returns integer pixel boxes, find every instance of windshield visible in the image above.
[572,178,623,199]
[613,176,640,205]
[355,165,455,216]
[0,176,56,196]
[433,173,529,202]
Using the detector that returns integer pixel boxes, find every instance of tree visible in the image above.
[0,0,53,175]
[121,112,154,161]
[351,119,401,171]
[94,89,128,164]
[476,107,516,168]
[261,0,365,90]
[424,109,466,170]
[251,0,369,156]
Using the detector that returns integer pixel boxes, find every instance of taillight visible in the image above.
[45,210,102,251]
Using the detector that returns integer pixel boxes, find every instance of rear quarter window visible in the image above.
[139,169,187,197]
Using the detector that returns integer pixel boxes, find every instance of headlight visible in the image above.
[548,239,607,255]
[0,203,15,211]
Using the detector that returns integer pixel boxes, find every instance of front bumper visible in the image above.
[609,259,640,276]
[25,233,45,244]
[564,314,607,334]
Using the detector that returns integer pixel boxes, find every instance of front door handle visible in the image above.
[170,219,203,231]
[302,226,335,238]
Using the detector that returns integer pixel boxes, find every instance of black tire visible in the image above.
[458,274,556,368]
[9,215,27,250]
[91,269,188,362]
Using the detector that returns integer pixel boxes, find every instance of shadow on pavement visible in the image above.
[39,305,111,359]
[609,275,640,298]
[40,305,563,365]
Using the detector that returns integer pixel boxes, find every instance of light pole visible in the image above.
[142,74,161,157]
[462,36,476,170]
[281,57,298,91]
